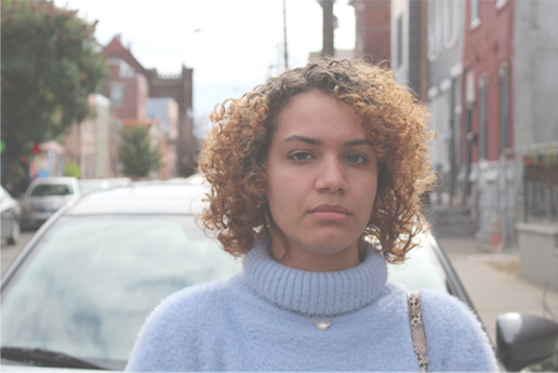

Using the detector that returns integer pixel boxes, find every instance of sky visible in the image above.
[53,0,356,134]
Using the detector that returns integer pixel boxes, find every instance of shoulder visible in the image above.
[419,289,499,371]
[126,275,240,371]
[419,289,484,337]
[139,274,236,334]
[153,275,235,318]
[420,289,477,321]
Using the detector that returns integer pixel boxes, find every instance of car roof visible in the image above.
[65,184,209,216]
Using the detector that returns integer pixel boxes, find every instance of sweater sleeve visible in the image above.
[419,289,499,372]
[125,289,200,372]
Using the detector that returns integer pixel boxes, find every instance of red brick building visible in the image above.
[105,58,149,121]
[462,0,514,164]
[102,35,196,176]
[350,0,391,65]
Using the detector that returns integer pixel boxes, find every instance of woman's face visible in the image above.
[266,90,378,272]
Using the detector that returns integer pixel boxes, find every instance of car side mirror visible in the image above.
[497,313,558,371]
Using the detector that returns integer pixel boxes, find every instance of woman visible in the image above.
[126,59,498,371]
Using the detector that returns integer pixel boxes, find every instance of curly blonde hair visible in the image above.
[198,58,435,264]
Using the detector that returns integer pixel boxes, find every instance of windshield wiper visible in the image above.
[1,346,109,370]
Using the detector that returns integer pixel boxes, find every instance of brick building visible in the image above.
[64,94,117,178]
[350,0,558,251]
[460,0,515,247]
[350,0,391,65]
[102,35,196,176]
[105,58,149,122]
[390,0,428,99]
[462,0,514,165]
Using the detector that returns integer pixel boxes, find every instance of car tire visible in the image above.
[7,220,20,245]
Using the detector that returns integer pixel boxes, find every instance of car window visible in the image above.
[1,214,241,369]
[30,184,74,197]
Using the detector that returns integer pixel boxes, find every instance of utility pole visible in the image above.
[283,0,289,69]
[319,0,335,57]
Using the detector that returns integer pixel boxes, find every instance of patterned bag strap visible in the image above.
[408,290,428,372]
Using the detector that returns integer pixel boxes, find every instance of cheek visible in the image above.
[268,172,299,206]
[357,174,379,216]
[268,162,307,192]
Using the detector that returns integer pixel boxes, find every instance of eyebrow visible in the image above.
[281,135,374,147]
[281,135,321,145]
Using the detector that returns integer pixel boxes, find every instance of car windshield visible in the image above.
[30,184,74,197]
[1,214,241,369]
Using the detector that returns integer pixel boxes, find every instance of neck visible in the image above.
[270,231,361,272]
[242,236,389,315]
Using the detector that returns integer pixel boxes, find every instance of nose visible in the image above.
[315,156,349,193]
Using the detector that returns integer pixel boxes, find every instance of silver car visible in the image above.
[0,186,21,245]
[21,177,80,229]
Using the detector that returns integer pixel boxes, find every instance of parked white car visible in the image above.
[21,177,80,229]
[0,186,21,245]
[2,184,557,371]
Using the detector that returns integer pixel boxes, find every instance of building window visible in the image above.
[110,83,123,107]
[465,69,475,105]
[470,0,480,28]
[427,0,443,60]
[397,15,403,67]
[435,0,443,53]
[496,0,508,9]
[444,0,458,47]
[499,64,510,152]
[451,77,462,167]
[427,0,436,60]
[478,76,488,160]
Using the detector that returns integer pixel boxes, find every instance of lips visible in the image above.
[309,204,352,222]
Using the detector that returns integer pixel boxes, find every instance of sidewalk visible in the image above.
[437,236,558,343]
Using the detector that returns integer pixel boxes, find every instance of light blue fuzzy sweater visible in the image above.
[126,238,498,372]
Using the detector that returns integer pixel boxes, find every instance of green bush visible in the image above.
[63,161,80,178]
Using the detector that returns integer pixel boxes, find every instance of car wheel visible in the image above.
[7,220,20,245]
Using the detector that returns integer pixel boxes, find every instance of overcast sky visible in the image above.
[53,0,356,134]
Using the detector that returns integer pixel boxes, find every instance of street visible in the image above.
[438,236,558,344]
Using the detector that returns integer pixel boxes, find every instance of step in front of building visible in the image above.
[424,205,476,238]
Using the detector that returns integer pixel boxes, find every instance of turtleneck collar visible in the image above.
[242,236,388,316]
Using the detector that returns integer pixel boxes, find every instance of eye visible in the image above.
[290,152,313,161]
[345,154,366,164]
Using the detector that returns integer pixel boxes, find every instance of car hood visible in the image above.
[0,363,115,372]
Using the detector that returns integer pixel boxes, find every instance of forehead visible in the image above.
[273,90,366,141]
